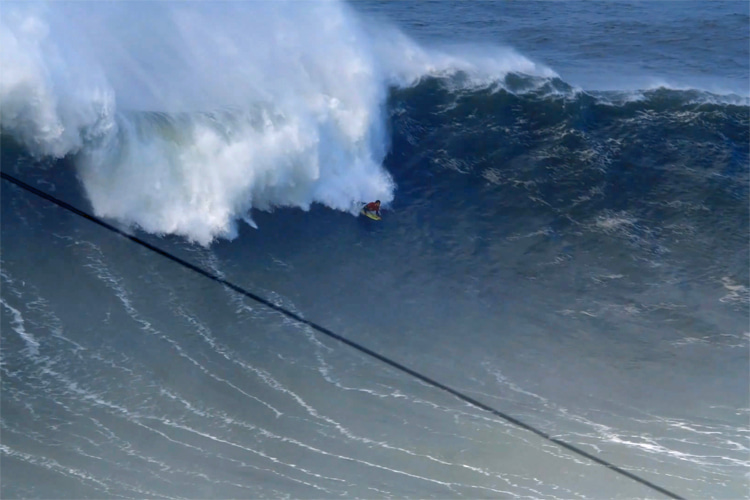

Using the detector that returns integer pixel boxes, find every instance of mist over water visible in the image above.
[1,0,557,244]
[1,1,748,498]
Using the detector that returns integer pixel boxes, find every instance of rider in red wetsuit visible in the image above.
[363,200,381,217]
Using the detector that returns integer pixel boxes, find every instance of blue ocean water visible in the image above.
[357,0,749,95]
[1,1,748,498]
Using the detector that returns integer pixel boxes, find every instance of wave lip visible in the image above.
[0,0,568,245]
[1,1,406,244]
[0,5,117,158]
[10,1,741,245]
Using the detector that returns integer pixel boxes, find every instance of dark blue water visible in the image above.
[357,0,749,95]
[1,1,748,498]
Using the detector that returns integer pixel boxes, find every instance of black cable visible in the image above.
[1,171,685,500]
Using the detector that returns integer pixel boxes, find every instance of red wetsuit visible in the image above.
[364,202,381,213]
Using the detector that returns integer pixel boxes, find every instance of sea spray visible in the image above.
[0,0,555,245]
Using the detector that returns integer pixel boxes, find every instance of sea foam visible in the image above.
[0,0,553,244]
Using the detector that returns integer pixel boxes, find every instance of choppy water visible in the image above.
[1,1,748,498]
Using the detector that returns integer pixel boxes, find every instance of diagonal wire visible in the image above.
[1,171,684,500]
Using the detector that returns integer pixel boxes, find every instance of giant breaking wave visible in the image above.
[0,0,555,245]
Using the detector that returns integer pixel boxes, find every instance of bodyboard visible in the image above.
[361,210,381,221]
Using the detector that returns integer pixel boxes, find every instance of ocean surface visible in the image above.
[1,1,748,498]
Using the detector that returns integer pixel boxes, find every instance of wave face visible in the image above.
[0,0,554,244]
[1,2,748,498]
[389,77,749,216]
